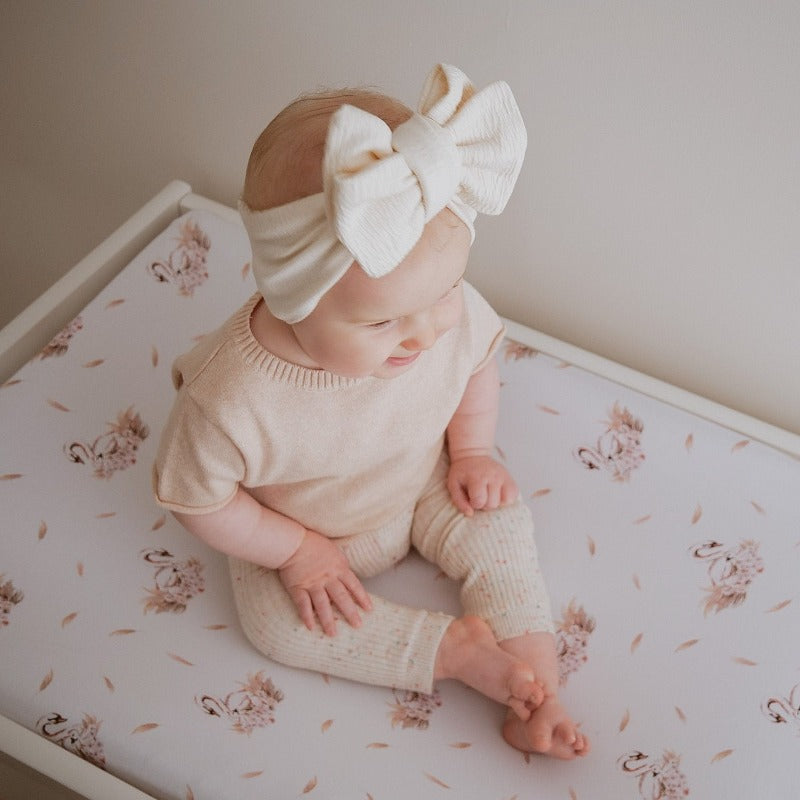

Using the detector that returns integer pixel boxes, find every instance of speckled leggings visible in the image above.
[229,454,553,693]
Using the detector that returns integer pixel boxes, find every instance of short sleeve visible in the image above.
[153,392,244,514]
[463,282,506,374]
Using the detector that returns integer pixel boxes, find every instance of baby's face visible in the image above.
[292,208,471,379]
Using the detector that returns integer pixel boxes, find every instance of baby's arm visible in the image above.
[173,488,371,636]
[446,357,519,516]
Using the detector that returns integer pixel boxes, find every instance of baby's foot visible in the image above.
[502,697,590,759]
[435,615,544,720]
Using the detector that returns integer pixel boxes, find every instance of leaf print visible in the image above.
[619,709,630,731]
[633,574,641,590]
[62,612,78,628]
[241,262,251,280]
[104,676,115,692]
[82,359,105,368]
[675,707,686,722]
[301,776,318,794]
[38,521,47,540]
[732,657,757,666]
[569,788,578,800]
[675,639,700,652]
[131,723,159,734]
[109,629,137,636]
[47,399,71,412]
[766,599,792,613]
[241,771,263,779]
[633,514,652,525]
[105,298,125,309]
[39,669,54,692]
[531,488,552,499]
[1,378,22,389]
[449,742,471,749]
[424,772,450,789]
[321,719,334,733]
[630,633,643,654]
[168,652,194,666]
[587,536,596,556]
[1,473,23,480]
[96,512,116,519]
[151,346,159,367]
[186,787,195,800]
[76,563,84,577]
[731,440,750,453]
[204,624,228,630]
[711,749,733,763]
[151,514,167,531]
[691,505,703,524]
[751,500,765,514]
[538,405,560,415]
[685,433,694,452]
[366,742,389,749]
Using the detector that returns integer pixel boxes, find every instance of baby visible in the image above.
[154,64,588,759]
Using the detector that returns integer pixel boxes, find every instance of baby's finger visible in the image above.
[310,587,337,637]
[447,477,475,516]
[327,581,362,629]
[501,481,519,506]
[290,589,316,632]
[484,481,502,510]
[342,572,373,612]
[467,478,488,510]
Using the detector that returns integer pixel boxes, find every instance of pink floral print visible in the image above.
[147,219,211,296]
[574,403,645,481]
[36,712,106,769]
[141,548,205,613]
[388,689,443,730]
[618,750,689,798]
[690,540,764,615]
[556,600,595,686]
[37,316,84,359]
[0,575,23,626]
[196,672,284,735]
[64,406,149,479]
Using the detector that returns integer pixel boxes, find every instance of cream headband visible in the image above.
[239,63,527,323]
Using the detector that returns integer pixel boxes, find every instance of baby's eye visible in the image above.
[368,319,396,330]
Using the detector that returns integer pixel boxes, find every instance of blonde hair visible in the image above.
[242,88,412,211]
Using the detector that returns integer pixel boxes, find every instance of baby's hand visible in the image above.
[447,454,519,517]
[278,528,372,636]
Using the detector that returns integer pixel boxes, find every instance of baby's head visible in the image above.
[238,64,526,378]
[243,89,413,212]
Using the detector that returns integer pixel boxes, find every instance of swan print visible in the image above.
[690,540,763,615]
[196,671,284,734]
[762,683,800,736]
[575,403,645,482]
[141,548,205,613]
[36,712,106,769]
[147,218,211,296]
[618,750,689,798]
[64,406,149,479]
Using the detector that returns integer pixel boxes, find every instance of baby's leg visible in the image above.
[230,556,542,712]
[411,457,588,757]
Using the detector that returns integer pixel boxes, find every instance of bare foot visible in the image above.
[435,615,544,720]
[502,697,590,759]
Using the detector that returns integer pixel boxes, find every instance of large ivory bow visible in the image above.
[240,64,527,323]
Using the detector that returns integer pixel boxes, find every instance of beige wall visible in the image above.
[2,1,798,434]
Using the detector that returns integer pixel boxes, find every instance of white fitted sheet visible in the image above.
[2,207,799,799]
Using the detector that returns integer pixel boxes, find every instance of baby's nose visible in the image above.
[402,314,438,351]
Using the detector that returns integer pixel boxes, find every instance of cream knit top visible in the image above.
[153,282,504,538]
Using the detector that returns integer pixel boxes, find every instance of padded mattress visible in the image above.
[2,208,799,799]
